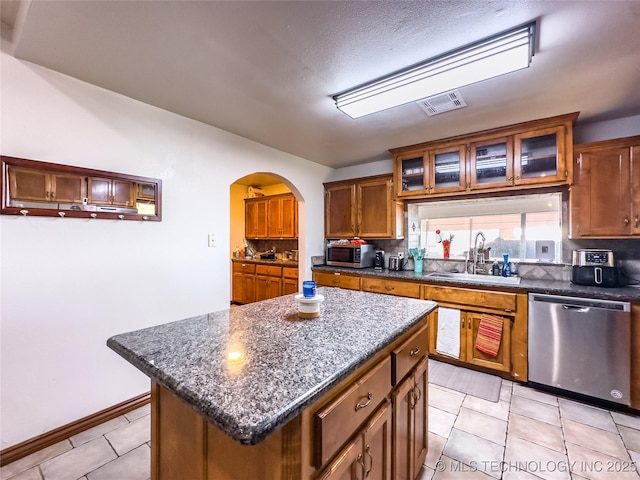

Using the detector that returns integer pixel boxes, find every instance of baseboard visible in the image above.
[0,392,150,467]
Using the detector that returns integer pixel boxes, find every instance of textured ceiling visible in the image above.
[3,0,640,168]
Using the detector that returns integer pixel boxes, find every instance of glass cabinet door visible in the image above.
[514,126,566,185]
[397,154,428,196]
[469,137,514,189]
[430,146,466,193]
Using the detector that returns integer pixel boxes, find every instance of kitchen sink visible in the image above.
[426,272,521,285]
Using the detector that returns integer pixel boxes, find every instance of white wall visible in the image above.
[0,40,332,449]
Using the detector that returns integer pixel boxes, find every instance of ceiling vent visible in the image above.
[417,90,467,116]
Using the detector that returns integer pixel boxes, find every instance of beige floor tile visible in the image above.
[503,470,548,480]
[511,395,561,427]
[40,437,116,480]
[619,425,640,453]
[429,406,457,438]
[565,442,640,480]
[454,407,507,446]
[513,384,559,406]
[124,405,151,423]
[429,384,465,415]
[3,468,42,480]
[104,416,150,456]
[612,412,640,431]
[417,465,435,480]
[629,450,640,465]
[558,398,617,433]
[86,444,150,480]
[561,418,629,460]
[504,436,570,480]
[462,395,511,422]
[432,455,496,479]
[442,429,504,479]
[500,383,513,403]
[424,432,447,470]
[70,417,129,447]
[1,441,72,480]
[509,412,565,453]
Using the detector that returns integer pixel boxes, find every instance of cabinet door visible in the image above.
[393,375,414,480]
[8,167,50,201]
[280,195,297,238]
[112,179,134,206]
[465,312,512,373]
[412,357,428,476]
[469,137,514,190]
[325,184,356,238]
[51,173,86,203]
[396,153,429,197]
[357,178,393,238]
[362,400,392,480]
[245,199,268,238]
[283,278,298,295]
[632,147,640,235]
[88,177,113,205]
[254,276,281,302]
[572,146,632,237]
[429,145,467,193]
[315,437,360,480]
[514,126,567,186]
[232,272,255,304]
[267,197,282,238]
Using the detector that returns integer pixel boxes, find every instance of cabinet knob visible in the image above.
[635,216,639,228]
[20,209,29,216]
[624,217,630,226]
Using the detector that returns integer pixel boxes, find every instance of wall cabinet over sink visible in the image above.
[571,136,640,238]
[392,113,577,199]
[324,174,404,239]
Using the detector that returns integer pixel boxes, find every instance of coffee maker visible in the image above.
[374,250,385,270]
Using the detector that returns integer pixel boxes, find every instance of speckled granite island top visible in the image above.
[107,287,436,446]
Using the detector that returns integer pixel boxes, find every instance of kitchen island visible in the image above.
[108,287,437,480]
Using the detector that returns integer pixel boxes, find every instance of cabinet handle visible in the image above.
[468,318,471,329]
[365,445,373,476]
[332,279,340,285]
[384,285,394,291]
[515,175,520,180]
[624,217,630,226]
[408,386,417,409]
[50,191,55,199]
[409,347,420,356]
[635,216,639,228]
[356,454,365,480]
[414,383,422,403]
[355,392,372,411]
[507,176,513,181]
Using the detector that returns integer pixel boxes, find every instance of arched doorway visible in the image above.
[229,172,303,305]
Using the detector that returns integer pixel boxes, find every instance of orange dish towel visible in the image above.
[475,314,504,357]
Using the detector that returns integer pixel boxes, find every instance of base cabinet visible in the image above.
[393,357,428,480]
[232,262,256,304]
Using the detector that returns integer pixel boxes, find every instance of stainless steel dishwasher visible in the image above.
[528,293,631,405]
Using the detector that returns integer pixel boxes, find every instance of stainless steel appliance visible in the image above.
[325,243,373,268]
[528,293,631,405]
[389,253,405,271]
[373,250,385,270]
[572,249,619,287]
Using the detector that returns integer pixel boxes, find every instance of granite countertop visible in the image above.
[231,257,299,266]
[107,287,436,445]
[312,265,640,301]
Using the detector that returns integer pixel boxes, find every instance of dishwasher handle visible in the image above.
[562,304,590,312]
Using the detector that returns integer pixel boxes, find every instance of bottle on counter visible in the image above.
[492,261,500,276]
[502,254,511,277]
[234,246,240,259]
[511,262,519,277]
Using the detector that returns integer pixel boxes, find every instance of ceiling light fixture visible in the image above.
[332,22,536,119]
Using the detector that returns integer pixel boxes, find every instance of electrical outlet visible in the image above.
[208,234,216,247]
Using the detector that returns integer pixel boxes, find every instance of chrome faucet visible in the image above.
[472,231,486,274]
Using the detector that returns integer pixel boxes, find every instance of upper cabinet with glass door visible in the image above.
[391,112,578,199]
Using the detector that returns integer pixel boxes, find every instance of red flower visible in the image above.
[436,229,441,234]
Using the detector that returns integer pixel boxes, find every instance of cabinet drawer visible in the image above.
[314,272,361,290]
[283,267,298,279]
[232,262,256,274]
[423,285,517,313]
[362,277,421,299]
[314,356,391,468]
[391,324,428,385]
[255,265,282,277]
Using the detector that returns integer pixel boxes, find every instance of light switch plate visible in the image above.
[208,234,216,247]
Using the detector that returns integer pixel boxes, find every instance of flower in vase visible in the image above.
[435,229,455,243]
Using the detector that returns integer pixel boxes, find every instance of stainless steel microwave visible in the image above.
[326,243,374,268]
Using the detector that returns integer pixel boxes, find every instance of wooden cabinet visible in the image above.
[391,112,577,199]
[282,267,298,295]
[393,357,428,480]
[255,264,282,302]
[571,136,640,238]
[246,194,297,239]
[267,194,297,238]
[425,285,523,376]
[314,271,362,291]
[88,177,135,207]
[362,277,421,299]
[232,262,255,304]
[8,167,86,203]
[324,175,404,239]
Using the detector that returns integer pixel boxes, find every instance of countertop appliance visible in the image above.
[572,249,619,287]
[374,250,385,270]
[389,253,405,271]
[325,243,373,268]
[528,293,631,405]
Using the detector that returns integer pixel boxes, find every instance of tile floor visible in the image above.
[2,372,640,480]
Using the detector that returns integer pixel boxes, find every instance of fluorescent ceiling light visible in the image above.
[333,22,536,119]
